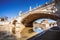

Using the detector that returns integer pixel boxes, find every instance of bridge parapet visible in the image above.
[21,2,56,19]
[23,1,55,14]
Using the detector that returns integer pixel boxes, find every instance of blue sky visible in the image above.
[0,0,52,19]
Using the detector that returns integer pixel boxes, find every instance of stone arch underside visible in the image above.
[21,13,60,27]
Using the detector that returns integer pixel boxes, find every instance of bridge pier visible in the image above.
[15,23,25,39]
[11,22,25,39]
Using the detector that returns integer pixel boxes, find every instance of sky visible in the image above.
[0,0,52,19]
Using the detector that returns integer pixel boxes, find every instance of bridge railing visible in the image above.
[23,1,55,14]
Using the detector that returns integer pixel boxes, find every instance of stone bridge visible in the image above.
[11,0,60,27]
[0,0,60,39]
[18,1,60,27]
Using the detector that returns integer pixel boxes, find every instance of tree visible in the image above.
[0,16,8,21]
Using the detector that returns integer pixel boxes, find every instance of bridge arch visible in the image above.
[21,13,60,27]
